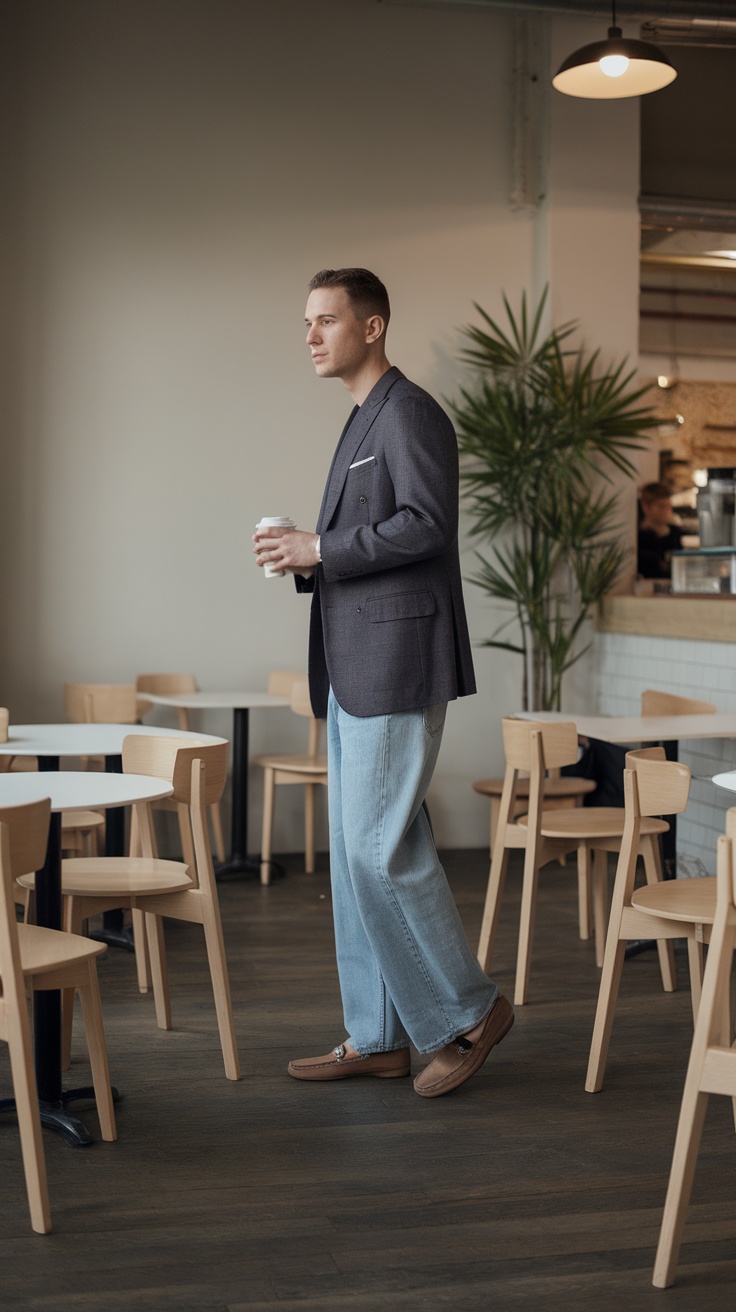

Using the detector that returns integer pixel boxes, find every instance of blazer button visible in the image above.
[356,606,362,613]
[359,495,367,504]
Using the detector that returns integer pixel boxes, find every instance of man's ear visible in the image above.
[365,315,385,344]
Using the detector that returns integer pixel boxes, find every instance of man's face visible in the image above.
[649,497,672,529]
[305,286,372,381]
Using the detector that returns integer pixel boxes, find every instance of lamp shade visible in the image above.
[553,28,676,100]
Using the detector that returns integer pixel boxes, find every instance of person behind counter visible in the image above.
[637,481,684,580]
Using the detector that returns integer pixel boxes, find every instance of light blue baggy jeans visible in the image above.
[327,689,498,1055]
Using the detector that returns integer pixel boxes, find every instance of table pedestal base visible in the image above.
[88,925,135,951]
[0,1084,121,1148]
[215,856,285,880]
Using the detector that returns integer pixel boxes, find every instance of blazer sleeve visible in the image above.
[319,394,458,582]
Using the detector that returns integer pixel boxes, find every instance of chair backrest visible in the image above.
[0,798,51,885]
[624,750,691,819]
[0,707,9,774]
[641,689,717,717]
[122,734,229,806]
[290,677,323,757]
[501,717,579,774]
[268,670,305,698]
[136,673,198,696]
[135,673,198,725]
[65,682,139,725]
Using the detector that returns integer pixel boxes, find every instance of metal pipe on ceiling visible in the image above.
[379,1,736,20]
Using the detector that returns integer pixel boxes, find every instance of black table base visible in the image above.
[215,856,284,880]
[0,1086,121,1148]
[215,706,287,881]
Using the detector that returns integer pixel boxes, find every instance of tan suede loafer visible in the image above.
[413,995,514,1098]
[288,1044,411,1081]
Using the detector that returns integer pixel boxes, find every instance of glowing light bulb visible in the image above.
[657,375,670,389]
[599,54,629,78]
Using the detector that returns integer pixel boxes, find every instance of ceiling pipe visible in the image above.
[379,2,736,20]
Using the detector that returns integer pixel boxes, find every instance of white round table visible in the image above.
[0,722,227,762]
[0,724,228,939]
[713,771,736,792]
[140,691,290,875]
[0,770,175,1146]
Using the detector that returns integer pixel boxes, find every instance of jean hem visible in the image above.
[416,987,500,1055]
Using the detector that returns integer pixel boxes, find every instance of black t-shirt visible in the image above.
[637,524,683,578]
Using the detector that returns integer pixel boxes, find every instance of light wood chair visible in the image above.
[652,809,736,1289]
[253,674,328,886]
[19,736,240,1081]
[473,773,595,854]
[1,798,117,1232]
[478,718,675,1007]
[64,681,140,731]
[136,672,226,864]
[585,750,717,1095]
[641,689,717,717]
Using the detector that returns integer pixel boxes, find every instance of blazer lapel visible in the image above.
[317,367,404,533]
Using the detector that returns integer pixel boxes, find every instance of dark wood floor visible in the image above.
[1,851,735,1311]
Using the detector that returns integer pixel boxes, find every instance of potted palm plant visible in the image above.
[451,290,657,711]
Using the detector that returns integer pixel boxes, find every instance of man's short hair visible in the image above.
[640,481,671,506]
[308,268,390,329]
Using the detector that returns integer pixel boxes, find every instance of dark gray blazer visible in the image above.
[299,366,476,719]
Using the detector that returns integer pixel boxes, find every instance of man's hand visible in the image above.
[252,526,320,578]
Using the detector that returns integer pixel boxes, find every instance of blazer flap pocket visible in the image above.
[366,591,435,623]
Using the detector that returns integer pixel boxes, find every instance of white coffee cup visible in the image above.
[256,516,296,577]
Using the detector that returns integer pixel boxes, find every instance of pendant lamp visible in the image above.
[553,2,676,100]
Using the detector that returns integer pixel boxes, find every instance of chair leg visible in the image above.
[209,802,226,865]
[305,782,315,874]
[61,896,83,1071]
[260,768,276,886]
[76,963,117,1141]
[5,1003,52,1232]
[577,844,592,942]
[201,904,240,1081]
[641,834,677,994]
[592,849,609,968]
[585,936,627,1094]
[131,908,151,993]
[477,843,511,975]
[145,913,172,1031]
[686,935,704,1023]
[514,844,541,1007]
[489,797,500,855]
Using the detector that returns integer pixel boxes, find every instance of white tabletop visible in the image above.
[713,771,736,793]
[140,691,290,711]
[0,723,228,757]
[0,771,174,811]
[515,711,736,745]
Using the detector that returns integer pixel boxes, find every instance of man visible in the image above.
[637,481,684,580]
[253,268,512,1097]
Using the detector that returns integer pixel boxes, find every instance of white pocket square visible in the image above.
[349,455,376,469]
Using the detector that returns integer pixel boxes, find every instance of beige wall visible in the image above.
[1,1,644,848]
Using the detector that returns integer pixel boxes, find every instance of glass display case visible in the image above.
[671,548,736,595]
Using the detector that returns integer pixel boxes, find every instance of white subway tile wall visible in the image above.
[592,632,736,877]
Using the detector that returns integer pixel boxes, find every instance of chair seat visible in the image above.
[631,876,717,925]
[517,807,669,839]
[252,753,328,774]
[473,776,596,799]
[61,810,105,831]
[18,857,192,898]
[17,922,106,975]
